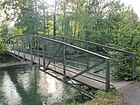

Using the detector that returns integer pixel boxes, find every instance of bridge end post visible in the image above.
[42,38,45,70]
[29,36,33,63]
[132,53,136,77]
[22,37,26,61]
[62,37,66,80]
[86,42,89,69]
[105,59,110,92]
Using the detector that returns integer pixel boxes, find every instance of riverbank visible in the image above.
[0,53,32,70]
[83,81,140,105]
[0,53,19,64]
[83,90,121,105]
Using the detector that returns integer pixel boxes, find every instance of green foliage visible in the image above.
[0,38,7,54]
[9,27,23,36]
[84,90,120,105]
[135,66,140,80]
[136,66,140,73]
[15,3,40,34]
[1,0,43,34]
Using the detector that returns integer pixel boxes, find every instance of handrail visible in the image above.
[6,34,135,55]
[40,34,135,55]
[6,35,110,60]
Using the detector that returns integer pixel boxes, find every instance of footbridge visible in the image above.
[6,35,136,98]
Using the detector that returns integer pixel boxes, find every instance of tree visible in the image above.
[1,0,43,34]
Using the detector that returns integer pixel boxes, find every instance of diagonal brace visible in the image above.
[94,55,132,73]
[45,45,62,69]
[111,55,132,66]
[66,61,104,81]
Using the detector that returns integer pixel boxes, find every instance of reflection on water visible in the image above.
[3,72,21,105]
[0,65,76,105]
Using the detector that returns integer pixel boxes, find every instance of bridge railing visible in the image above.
[6,35,111,93]
[42,35,136,80]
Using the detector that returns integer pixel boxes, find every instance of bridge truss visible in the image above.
[6,35,136,98]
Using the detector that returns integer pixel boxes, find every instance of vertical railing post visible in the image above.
[20,38,22,53]
[37,37,40,67]
[86,42,89,69]
[13,41,15,54]
[9,40,12,52]
[21,37,23,58]
[132,53,136,77]
[53,36,56,66]
[105,59,110,92]
[20,38,22,54]
[17,40,20,57]
[23,37,25,60]
[42,38,45,70]
[62,37,66,79]
[30,36,33,63]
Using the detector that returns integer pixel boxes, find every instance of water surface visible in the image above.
[0,65,77,105]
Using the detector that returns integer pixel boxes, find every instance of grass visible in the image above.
[53,90,121,105]
[0,53,19,63]
[83,90,121,105]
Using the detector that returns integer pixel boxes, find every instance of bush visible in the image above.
[0,37,7,54]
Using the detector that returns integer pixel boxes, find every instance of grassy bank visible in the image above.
[56,90,121,105]
[0,53,19,63]
[83,91,121,105]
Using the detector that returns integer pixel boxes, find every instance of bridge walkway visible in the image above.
[9,50,108,89]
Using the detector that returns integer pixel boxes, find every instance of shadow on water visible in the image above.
[0,65,78,105]
[7,67,42,105]
[0,71,8,104]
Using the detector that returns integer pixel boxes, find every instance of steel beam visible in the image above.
[105,59,110,92]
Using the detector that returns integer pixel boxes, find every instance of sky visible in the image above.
[120,0,140,18]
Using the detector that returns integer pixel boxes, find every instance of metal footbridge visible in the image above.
[6,35,136,97]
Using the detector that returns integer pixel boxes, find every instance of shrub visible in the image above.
[0,37,7,54]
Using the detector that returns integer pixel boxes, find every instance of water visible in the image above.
[0,65,78,105]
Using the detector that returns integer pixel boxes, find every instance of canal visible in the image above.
[0,65,81,105]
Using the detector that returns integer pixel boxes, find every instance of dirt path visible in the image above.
[119,82,140,105]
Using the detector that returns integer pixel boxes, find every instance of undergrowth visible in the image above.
[83,90,121,105]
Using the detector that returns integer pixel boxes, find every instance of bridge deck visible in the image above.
[9,50,108,89]
[8,50,130,90]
